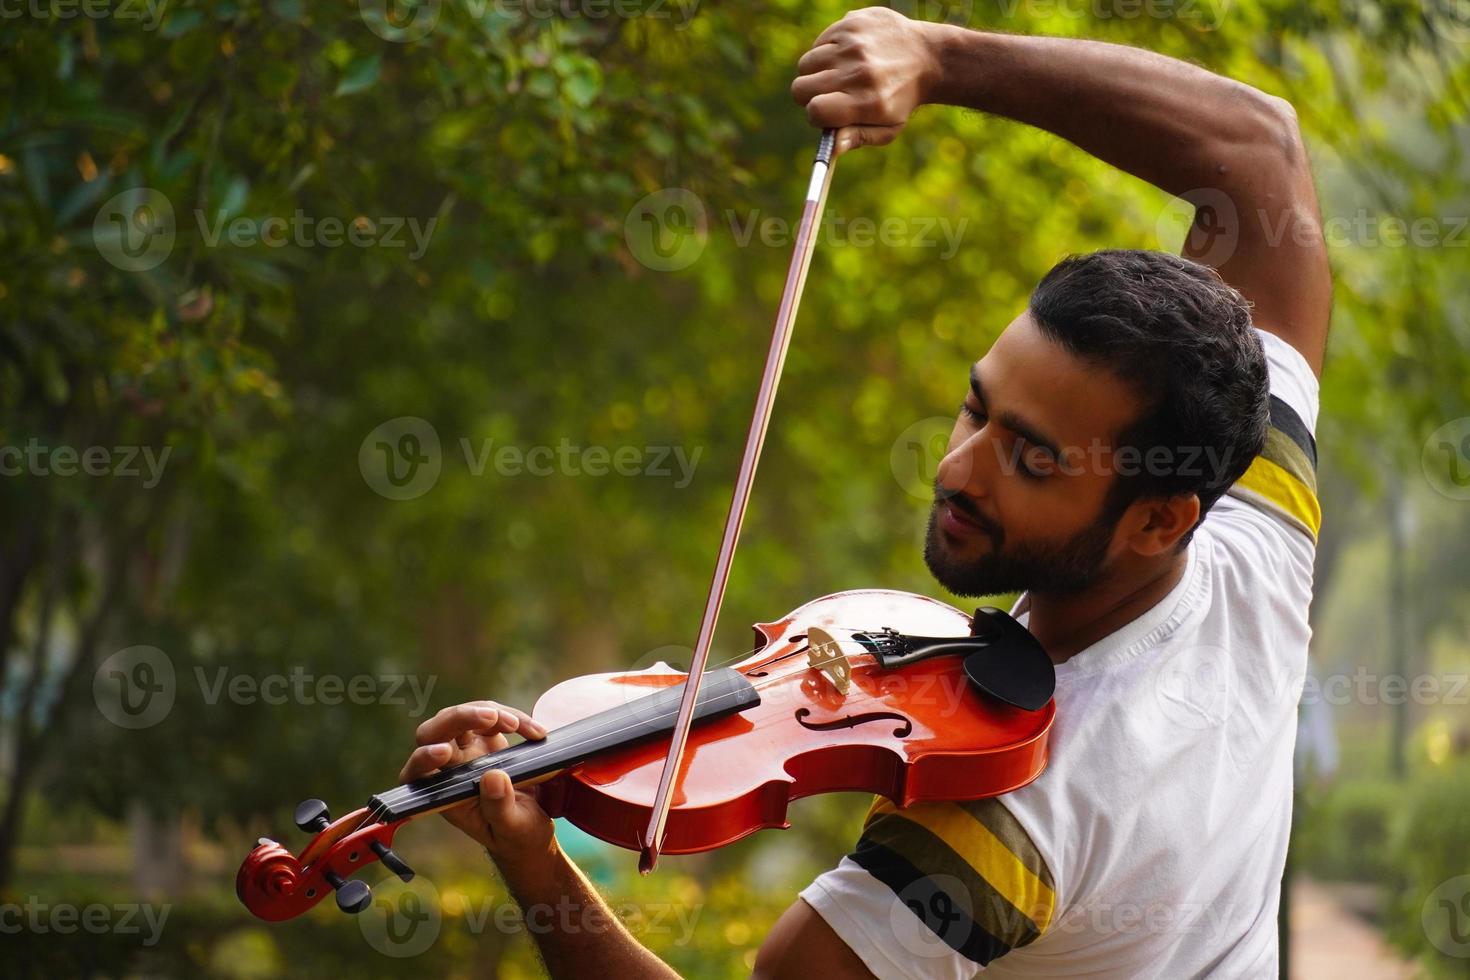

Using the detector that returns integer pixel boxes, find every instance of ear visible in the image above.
[1120,493,1200,557]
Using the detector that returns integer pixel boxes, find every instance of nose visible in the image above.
[936,422,996,501]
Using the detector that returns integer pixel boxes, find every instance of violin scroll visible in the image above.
[237,801,413,921]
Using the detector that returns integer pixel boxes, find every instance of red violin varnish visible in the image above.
[236,589,1055,921]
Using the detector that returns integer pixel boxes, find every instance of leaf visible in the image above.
[563,72,600,109]
[335,55,382,97]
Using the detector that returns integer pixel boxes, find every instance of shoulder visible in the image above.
[1217,329,1321,547]
[798,795,1056,978]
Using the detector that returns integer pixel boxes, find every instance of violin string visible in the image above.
[372,648,841,817]
[341,639,829,837]
[353,620,940,833]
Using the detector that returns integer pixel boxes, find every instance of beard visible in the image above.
[923,486,1119,598]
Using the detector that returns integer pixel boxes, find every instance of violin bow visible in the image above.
[638,129,838,873]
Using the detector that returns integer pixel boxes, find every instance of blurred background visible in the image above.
[2,0,1469,976]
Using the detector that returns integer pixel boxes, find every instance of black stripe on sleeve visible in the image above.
[849,837,1015,967]
[1268,394,1317,469]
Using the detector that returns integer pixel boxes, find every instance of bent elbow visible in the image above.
[1258,93,1308,171]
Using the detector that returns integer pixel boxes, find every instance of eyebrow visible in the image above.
[970,365,1062,459]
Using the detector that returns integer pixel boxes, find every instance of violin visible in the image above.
[236,589,1055,921]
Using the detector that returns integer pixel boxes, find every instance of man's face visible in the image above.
[924,311,1147,598]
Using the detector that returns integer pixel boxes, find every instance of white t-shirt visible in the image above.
[800,330,1321,979]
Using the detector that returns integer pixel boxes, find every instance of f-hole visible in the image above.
[794,707,912,738]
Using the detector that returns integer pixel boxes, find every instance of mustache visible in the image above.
[932,480,1004,542]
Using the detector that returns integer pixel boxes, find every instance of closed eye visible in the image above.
[959,401,986,424]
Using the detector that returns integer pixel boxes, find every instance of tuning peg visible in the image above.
[371,840,415,882]
[323,869,373,914]
[293,799,331,834]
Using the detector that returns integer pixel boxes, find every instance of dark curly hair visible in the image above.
[1028,249,1269,546]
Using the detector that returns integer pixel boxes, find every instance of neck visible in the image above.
[1024,546,1190,664]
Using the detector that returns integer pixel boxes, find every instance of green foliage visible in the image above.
[2,0,1469,975]
[1293,777,1401,883]
[1385,761,1470,976]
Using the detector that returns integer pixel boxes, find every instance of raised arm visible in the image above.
[792,8,1331,375]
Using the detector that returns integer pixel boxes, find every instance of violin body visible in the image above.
[533,589,1053,855]
[236,588,1054,921]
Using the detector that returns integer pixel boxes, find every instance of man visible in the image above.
[399,8,1330,977]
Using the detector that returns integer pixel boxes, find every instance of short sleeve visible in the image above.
[798,796,1056,979]
[1223,329,1322,541]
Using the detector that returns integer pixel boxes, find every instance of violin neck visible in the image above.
[368,668,761,822]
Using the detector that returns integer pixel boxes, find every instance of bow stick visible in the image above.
[638,129,839,873]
